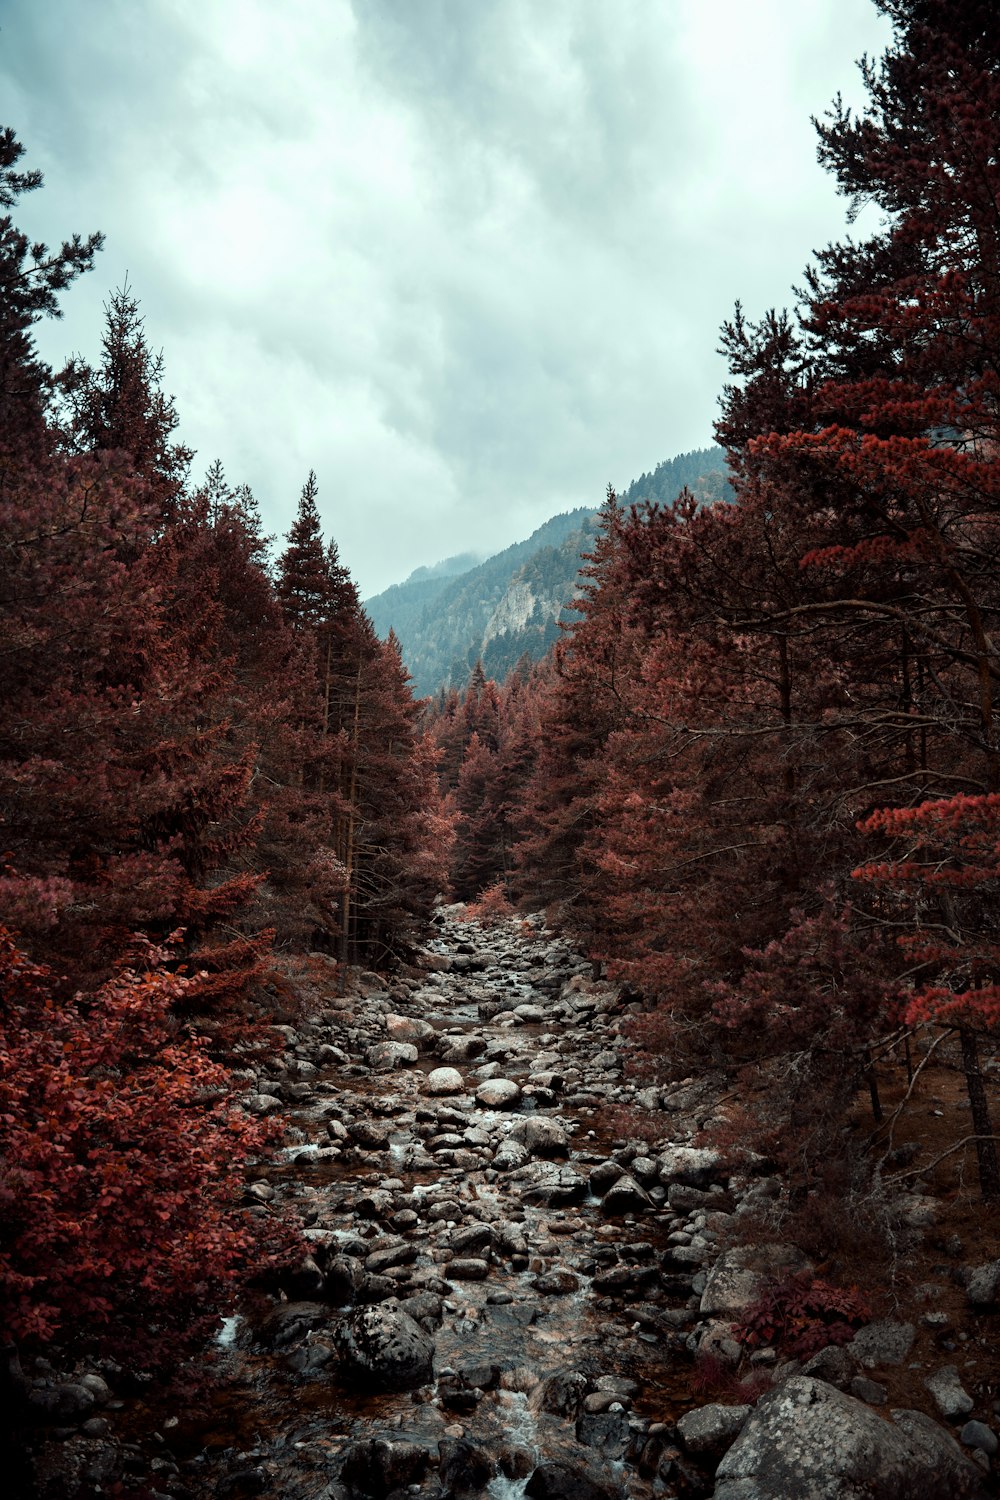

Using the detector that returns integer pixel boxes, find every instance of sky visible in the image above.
[2,0,892,599]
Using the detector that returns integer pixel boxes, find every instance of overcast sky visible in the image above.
[3,0,891,598]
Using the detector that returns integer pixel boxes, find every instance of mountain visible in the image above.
[366,445,729,697]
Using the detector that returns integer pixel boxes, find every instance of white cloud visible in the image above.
[3,0,891,596]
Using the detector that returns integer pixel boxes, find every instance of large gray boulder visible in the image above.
[713,1377,987,1500]
[335,1302,435,1390]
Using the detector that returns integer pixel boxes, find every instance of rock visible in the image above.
[245,1092,282,1116]
[600,1174,652,1216]
[511,1117,570,1157]
[700,1244,807,1319]
[576,1408,630,1459]
[439,1034,487,1062]
[335,1303,435,1390]
[676,1402,751,1456]
[365,1040,419,1070]
[494,1139,530,1171]
[476,1078,522,1109]
[589,1159,626,1195]
[658,1145,722,1187]
[713,1377,986,1500]
[26,1382,98,1423]
[530,1370,589,1418]
[517,1161,588,1207]
[424,1066,465,1095]
[438,1438,493,1498]
[525,1461,617,1500]
[850,1376,888,1405]
[925,1365,975,1420]
[448,1221,493,1255]
[340,1438,428,1497]
[801,1344,854,1388]
[447,1258,490,1281]
[533,1269,579,1295]
[961,1421,999,1457]
[848,1319,916,1369]
[256,1300,327,1349]
[384,1013,436,1045]
[348,1119,392,1150]
[966,1260,1000,1307]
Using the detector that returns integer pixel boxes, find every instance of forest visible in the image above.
[3,0,1000,1496]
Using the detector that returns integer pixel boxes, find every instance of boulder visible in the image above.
[423,1066,465,1096]
[966,1260,1000,1307]
[340,1438,428,1497]
[677,1401,751,1456]
[335,1303,435,1390]
[848,1319,915,1369]
[700,1243,808,1319]
[925,1365,974,1421]
[657,1145,723,1187]
[384,1013,436,1046]
[510,1117,570,1157]
[438,1438,493,1499]
[600,1174,652,1216]
[525,1461,618,1500]
[476,1078,522,1109]
[365,1040,419,1070]
[713,1376,987,1500]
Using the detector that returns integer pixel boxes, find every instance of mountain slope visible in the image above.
[366,445,729,696]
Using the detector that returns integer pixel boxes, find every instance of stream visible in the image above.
[34,907,746,1500]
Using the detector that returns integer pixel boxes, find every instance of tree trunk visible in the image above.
[959,1025,1000,1202]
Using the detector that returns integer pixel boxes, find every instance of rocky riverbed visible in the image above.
[18,908,1000,1499]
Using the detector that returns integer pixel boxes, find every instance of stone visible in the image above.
[448,1221,493,1255]
[335,1303,435,1390]
[658,1145,722,1187]
[530,1370,589,1418]
[960,1421,999,1457]
[340,1438,428,1497]
[384,1013,436,1045]
[925,1365,975,1421]
[700,1244,807,1319]
[801,1344,854,1389]
[424,1066,465,1095]
[517,1161,588,1207]
[348,1119,392,1150]
[966,1260,1000,1307]
[848,1319,916,1369]
[438,1438,493,1498]
[494,1139,530,1171]
[475,1078,522,1109]
[26,1382,98,1423]
[365,1040,419,1070]
[575,1408,630,1458]
[600,1174,652,1216]
[713,1377,986,1500]
[532,1269,579,1295]
[850,1376,888,1405]
[589,1159,626,1195]
[447,1258,490,1281]
[676,1402,751,1455]
[525,1461,617,1500]
[511,1117,570,1157]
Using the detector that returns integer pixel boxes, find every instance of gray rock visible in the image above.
[961,1420,999,1457]
[658,1145,722,1187]
[850,1376,888,1405]
[341,1438,428,1496]
[365,1040,419,1070]
[801,1344,854,1389]
[448,1221,493,1255]
[848,1319,916,1369]
[475,1078,522,1109]
[700,1244,807,1319]
[423,1066,465,1095]
[966,1259,1000,1307]
[525,1460,617,1500]
[677,1401,751,1455]
[600,1173,652,1216]
[384,1013,436,1046]
[925,1364,974,1420]
[714,1377,986,1500]
[447,1258,490,1280]
[335,1303,435,1390]
[510,1117,569,1157]
[588,1159,626,1196]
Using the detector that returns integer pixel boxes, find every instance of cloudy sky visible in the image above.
[3,0,891,598]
